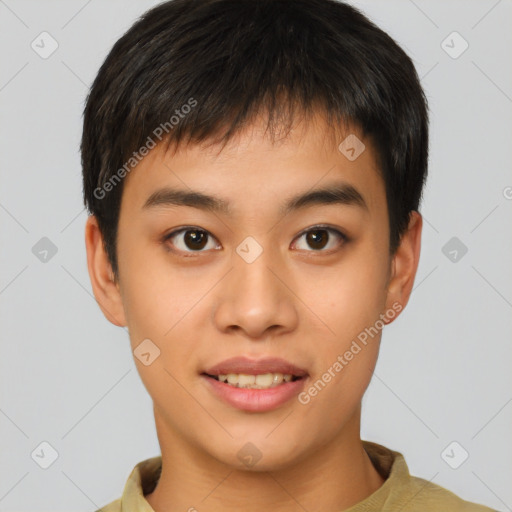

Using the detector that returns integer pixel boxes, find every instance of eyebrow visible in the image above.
[142,181,368,216]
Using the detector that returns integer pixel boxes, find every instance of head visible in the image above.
[82,0,427,470]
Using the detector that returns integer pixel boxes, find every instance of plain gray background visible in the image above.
[0,0,511,510]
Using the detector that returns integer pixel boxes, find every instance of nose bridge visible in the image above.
[213,236,298,337]
[235,241,279,299]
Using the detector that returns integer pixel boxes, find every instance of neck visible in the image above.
[145,405,384,512]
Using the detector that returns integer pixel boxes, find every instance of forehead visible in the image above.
[119,113,385,220]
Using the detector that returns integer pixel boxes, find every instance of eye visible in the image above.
[163,227,220,253]
[162,224,347,255]
[292,225,347,252]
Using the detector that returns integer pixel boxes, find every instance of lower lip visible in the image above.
[201,374,308,412]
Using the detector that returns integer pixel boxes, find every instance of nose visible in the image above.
[212,241,299,340]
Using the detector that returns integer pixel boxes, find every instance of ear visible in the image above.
[383,211,422,325]
[84,215,127,327]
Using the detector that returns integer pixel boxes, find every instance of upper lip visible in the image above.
[203,356,308,377]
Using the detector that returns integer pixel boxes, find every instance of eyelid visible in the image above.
[292,224,348,251]
[162,226,221,254]
[294,223,347,239]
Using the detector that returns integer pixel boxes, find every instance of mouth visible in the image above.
[200,356,309,412]
[202,372,304,389]
[202,355,308,388]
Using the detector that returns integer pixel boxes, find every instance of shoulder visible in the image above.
[91,455,162,512]
[400,474,497,512]
[94,497,121,512]
[361,441,496,512]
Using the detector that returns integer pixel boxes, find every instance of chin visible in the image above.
[205,435,307,473]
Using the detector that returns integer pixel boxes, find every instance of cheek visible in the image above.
[118,247,216,375]
[298,257,388,340]
[295,243,388,395]
[118,234,182,329]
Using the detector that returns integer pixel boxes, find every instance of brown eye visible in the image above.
[306,230,329,250]
[164,228,220,253]
[293,226,347,252]
[183,230,208,250]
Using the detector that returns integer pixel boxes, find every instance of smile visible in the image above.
[206,372,302,389]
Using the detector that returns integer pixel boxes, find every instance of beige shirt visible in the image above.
[95,441,496,512]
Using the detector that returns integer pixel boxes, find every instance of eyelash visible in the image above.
[161,224,348,255]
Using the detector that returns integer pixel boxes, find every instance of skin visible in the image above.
[85,112,422,512]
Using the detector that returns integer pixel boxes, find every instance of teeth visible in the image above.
[215,372,297,389]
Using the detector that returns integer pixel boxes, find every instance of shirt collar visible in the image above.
[120,455,162,512]
[119,441,406,512]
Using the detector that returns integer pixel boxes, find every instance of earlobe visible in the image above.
[84,215,127,327]
[383,211,423,324]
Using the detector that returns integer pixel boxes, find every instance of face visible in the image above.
[86,113,421,471]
